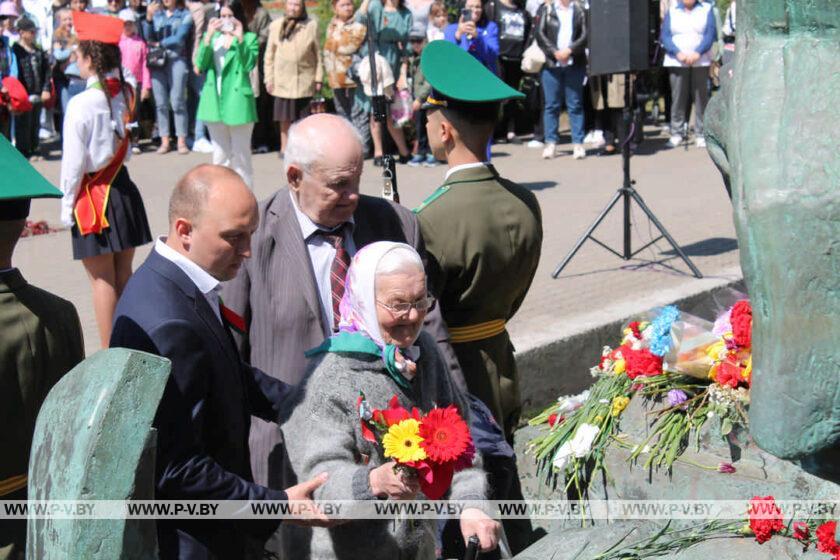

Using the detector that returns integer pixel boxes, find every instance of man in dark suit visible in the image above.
[111,165,329,559]
[222,113,464,489]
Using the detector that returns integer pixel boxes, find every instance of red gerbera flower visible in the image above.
[419,406,471,463]
[748,496,784,544]
[817,521,840,558]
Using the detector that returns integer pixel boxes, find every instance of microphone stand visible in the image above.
[367,28,399,203]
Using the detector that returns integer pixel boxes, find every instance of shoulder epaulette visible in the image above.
[413,184,450,214]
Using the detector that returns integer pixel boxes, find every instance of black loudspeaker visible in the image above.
[587,0,660,76]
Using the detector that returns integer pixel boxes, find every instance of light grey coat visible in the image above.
[278,331,487,560]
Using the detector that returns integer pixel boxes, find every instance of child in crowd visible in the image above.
[118,11,150,153]
[426,0,445,42]
[406,27,436,167]
[12,17,50,158]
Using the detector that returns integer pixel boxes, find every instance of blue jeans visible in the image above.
[541,63,586,144]
[189,70,207,141]
[151,56,189,138]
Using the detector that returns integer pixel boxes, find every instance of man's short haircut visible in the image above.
[168,164,241,225]
[284,115,364,176]
[440,101,500,129]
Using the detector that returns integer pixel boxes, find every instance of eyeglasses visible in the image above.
[376,296,436,317]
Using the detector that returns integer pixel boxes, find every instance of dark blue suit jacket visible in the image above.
[111,248,291,559]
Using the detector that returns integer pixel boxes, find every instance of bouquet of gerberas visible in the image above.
[356,393,475,500]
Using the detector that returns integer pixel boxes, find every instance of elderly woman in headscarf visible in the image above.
[279,241,500,560]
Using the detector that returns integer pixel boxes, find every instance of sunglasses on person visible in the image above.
[376,295,436,317]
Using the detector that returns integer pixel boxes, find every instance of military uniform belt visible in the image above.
[0,474,27,496]
[449,319,506,344]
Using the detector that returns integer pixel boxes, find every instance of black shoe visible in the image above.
[398,153,411,164]
[373,156,383,167]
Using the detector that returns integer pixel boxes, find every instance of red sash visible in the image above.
[72,80,135,236]
[73,133,129,235]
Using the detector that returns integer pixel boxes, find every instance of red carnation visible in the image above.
[419,406,472,463]
[716,361,744,388]
[730,300,753,348]
[793,521,810,543]
[627,321,643,340]
[621,345,663,379]
[817,521,840,558]
[748,496,784,544]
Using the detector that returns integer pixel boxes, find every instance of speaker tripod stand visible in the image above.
[551,74,702,279]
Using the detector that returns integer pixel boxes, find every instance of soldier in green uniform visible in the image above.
[415,40,543,442]
[0,135,85,560]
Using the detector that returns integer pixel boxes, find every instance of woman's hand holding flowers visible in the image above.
[369,461,420,500]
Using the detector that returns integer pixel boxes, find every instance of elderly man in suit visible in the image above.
[222,113,464,490]
[111,165,330,560]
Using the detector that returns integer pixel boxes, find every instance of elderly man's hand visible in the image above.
[284,472,333,527]
[370,462,420,500]
[459,508,500,552]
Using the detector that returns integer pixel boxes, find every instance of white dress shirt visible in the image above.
[554,0,575,67]
[289,191,357,330]
[154,237,223,324]
[444,161,490,182]
[59,75,131,227]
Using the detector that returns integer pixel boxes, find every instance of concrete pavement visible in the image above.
[20,129,741,356]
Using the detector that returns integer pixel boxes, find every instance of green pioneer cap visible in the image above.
[0,134,62,220]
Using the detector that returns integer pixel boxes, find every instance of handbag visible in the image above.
[520,40,545,74]
[146,46,168,68]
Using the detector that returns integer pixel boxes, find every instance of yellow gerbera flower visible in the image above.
[611,396,630,417]
[383,419,427,463]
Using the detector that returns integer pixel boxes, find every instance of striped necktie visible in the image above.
[318,227,350,330]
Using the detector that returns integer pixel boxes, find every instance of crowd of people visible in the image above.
[0,0,735,166]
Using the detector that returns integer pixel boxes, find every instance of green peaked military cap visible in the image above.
[0,133,62,220]
[420,40,524,106]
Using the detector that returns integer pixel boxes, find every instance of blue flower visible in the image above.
[648,306,680,357]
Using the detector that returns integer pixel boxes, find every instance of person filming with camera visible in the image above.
[444,0,498,73]
[195,0,259,187]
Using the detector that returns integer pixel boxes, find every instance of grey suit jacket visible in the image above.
[221,189,462,487]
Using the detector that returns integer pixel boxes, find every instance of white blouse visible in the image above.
[59,76,131,227]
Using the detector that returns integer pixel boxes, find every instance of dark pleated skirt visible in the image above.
[71,166,152,260]
[273,96,312,122]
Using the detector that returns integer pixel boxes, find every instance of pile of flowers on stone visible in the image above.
[593,496,840,559]
[528,296,753,498]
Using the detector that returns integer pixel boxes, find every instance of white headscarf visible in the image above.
[337,241,425,358]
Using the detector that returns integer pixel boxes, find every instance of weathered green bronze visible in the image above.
[26,349,170,559]
[705,0,840,463]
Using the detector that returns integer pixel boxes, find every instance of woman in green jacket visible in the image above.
[196,0,259,187]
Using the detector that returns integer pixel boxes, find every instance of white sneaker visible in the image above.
[695,137,707,148]
[667,134,683,148]
[192,137,214,153]
[541,143,556,159]
[591,130,605,149]
[527,139,545,149]
[583,130,595,144]
[572,144,586,160]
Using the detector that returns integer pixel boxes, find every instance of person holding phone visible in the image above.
[195,0,258,187]
[444,0,499,74]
